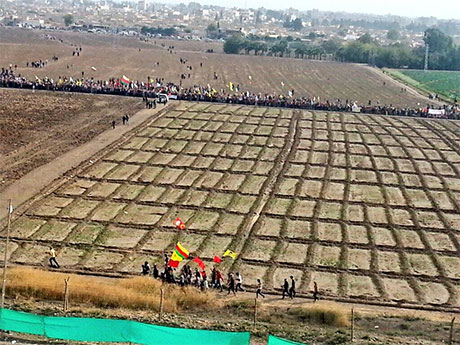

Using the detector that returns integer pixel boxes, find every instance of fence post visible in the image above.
[1,200,13,309]
[351,308,355,342]
[63,277,70,312]
[159,288,164,321]
[253,298,257,326]
[449,317,456,345]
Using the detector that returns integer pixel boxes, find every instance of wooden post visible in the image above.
[159,288,164,321]
[253,298,257,326]
[1,200,12,309]
[449,317,455,345]
[351,308,355,342]
[64,277,70,312]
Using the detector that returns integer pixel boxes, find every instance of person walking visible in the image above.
[48,247,60,268]
[235,272,245,292]
[216,270,224,292]
[112,120,116,129]
[141,261,150,275]
[256,279,265,299]
[313,281,319,302]
[289,276,296,299]
[282,278,289,299]
[153,264,159,279]
[227,273,236,295]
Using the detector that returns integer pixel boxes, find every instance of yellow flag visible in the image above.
[171,251,183,262]
[229,82,234,91]
[223,249,237,259]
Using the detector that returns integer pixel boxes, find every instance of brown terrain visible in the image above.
[0,28,459,345]
[0,89,142,192]
[2,101,459,312]
[0,27,439,107]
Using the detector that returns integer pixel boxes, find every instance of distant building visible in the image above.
[137,0,146,12]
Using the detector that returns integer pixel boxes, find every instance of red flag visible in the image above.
[168,260,179,268]
[213,256,222,264]
[193,257,206,270]
[174,218,185,230]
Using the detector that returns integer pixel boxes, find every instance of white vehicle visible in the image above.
[158,93,169,103]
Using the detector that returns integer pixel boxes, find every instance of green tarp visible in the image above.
[268,335,306,345]
[0,309,250,345]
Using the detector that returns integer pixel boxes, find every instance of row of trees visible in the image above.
[223,28,460,71]
[223,33,340,58]
[140,26,177,37]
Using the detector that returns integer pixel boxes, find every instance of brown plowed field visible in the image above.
[0,88,142,191]
[0,27,437,107]
[3,101,460,311]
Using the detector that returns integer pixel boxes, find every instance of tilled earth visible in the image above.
[2,101,460,313]
[0,89,141,191]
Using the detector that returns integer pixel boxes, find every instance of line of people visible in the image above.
[1,68,458,120]
[141,259,320,301]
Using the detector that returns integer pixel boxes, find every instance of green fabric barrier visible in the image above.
[268,335,306,345]
[0,309,250,345]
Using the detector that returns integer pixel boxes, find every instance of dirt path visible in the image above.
[364,66,445,106]
[0,103,170,222]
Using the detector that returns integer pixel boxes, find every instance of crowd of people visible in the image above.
[47,244,319,300]
[1,66,459,120]
[140,256,317,301]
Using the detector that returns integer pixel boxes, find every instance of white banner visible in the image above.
[428,109,445,115]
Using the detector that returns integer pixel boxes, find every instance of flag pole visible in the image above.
[1,200,12,309]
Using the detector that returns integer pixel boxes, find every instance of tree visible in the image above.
[206,23,218,38]
[424,27,454,53]
[270,40,288,57]
[337,41,373,63]
[223,34,245,54]
[206,23,217,33]
[387,29,400,40]
[358,33,373,44]
[283,18,303,32]
[321,40,341,54]
[63,14,74,26]
[307,32,317,40]
[291,18,303,31]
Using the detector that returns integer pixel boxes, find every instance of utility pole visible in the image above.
[424,44,429,71]
[1,200,13,309]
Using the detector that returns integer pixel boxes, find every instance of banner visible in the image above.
[268,335,306,345]
[428,109,445,115]
[0,309,250,345]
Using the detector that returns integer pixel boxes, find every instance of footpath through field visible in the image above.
[0,104,170,221]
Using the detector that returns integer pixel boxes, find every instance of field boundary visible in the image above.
[382,68,453,104]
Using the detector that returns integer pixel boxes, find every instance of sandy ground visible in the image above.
[0,89,143,192]
[0,97,170,221]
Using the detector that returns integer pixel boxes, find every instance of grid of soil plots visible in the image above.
[3,102,460,309]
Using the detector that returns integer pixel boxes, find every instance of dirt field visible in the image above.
[0,27,436,108]
[0,88,142,191]
[3,101,459,312]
